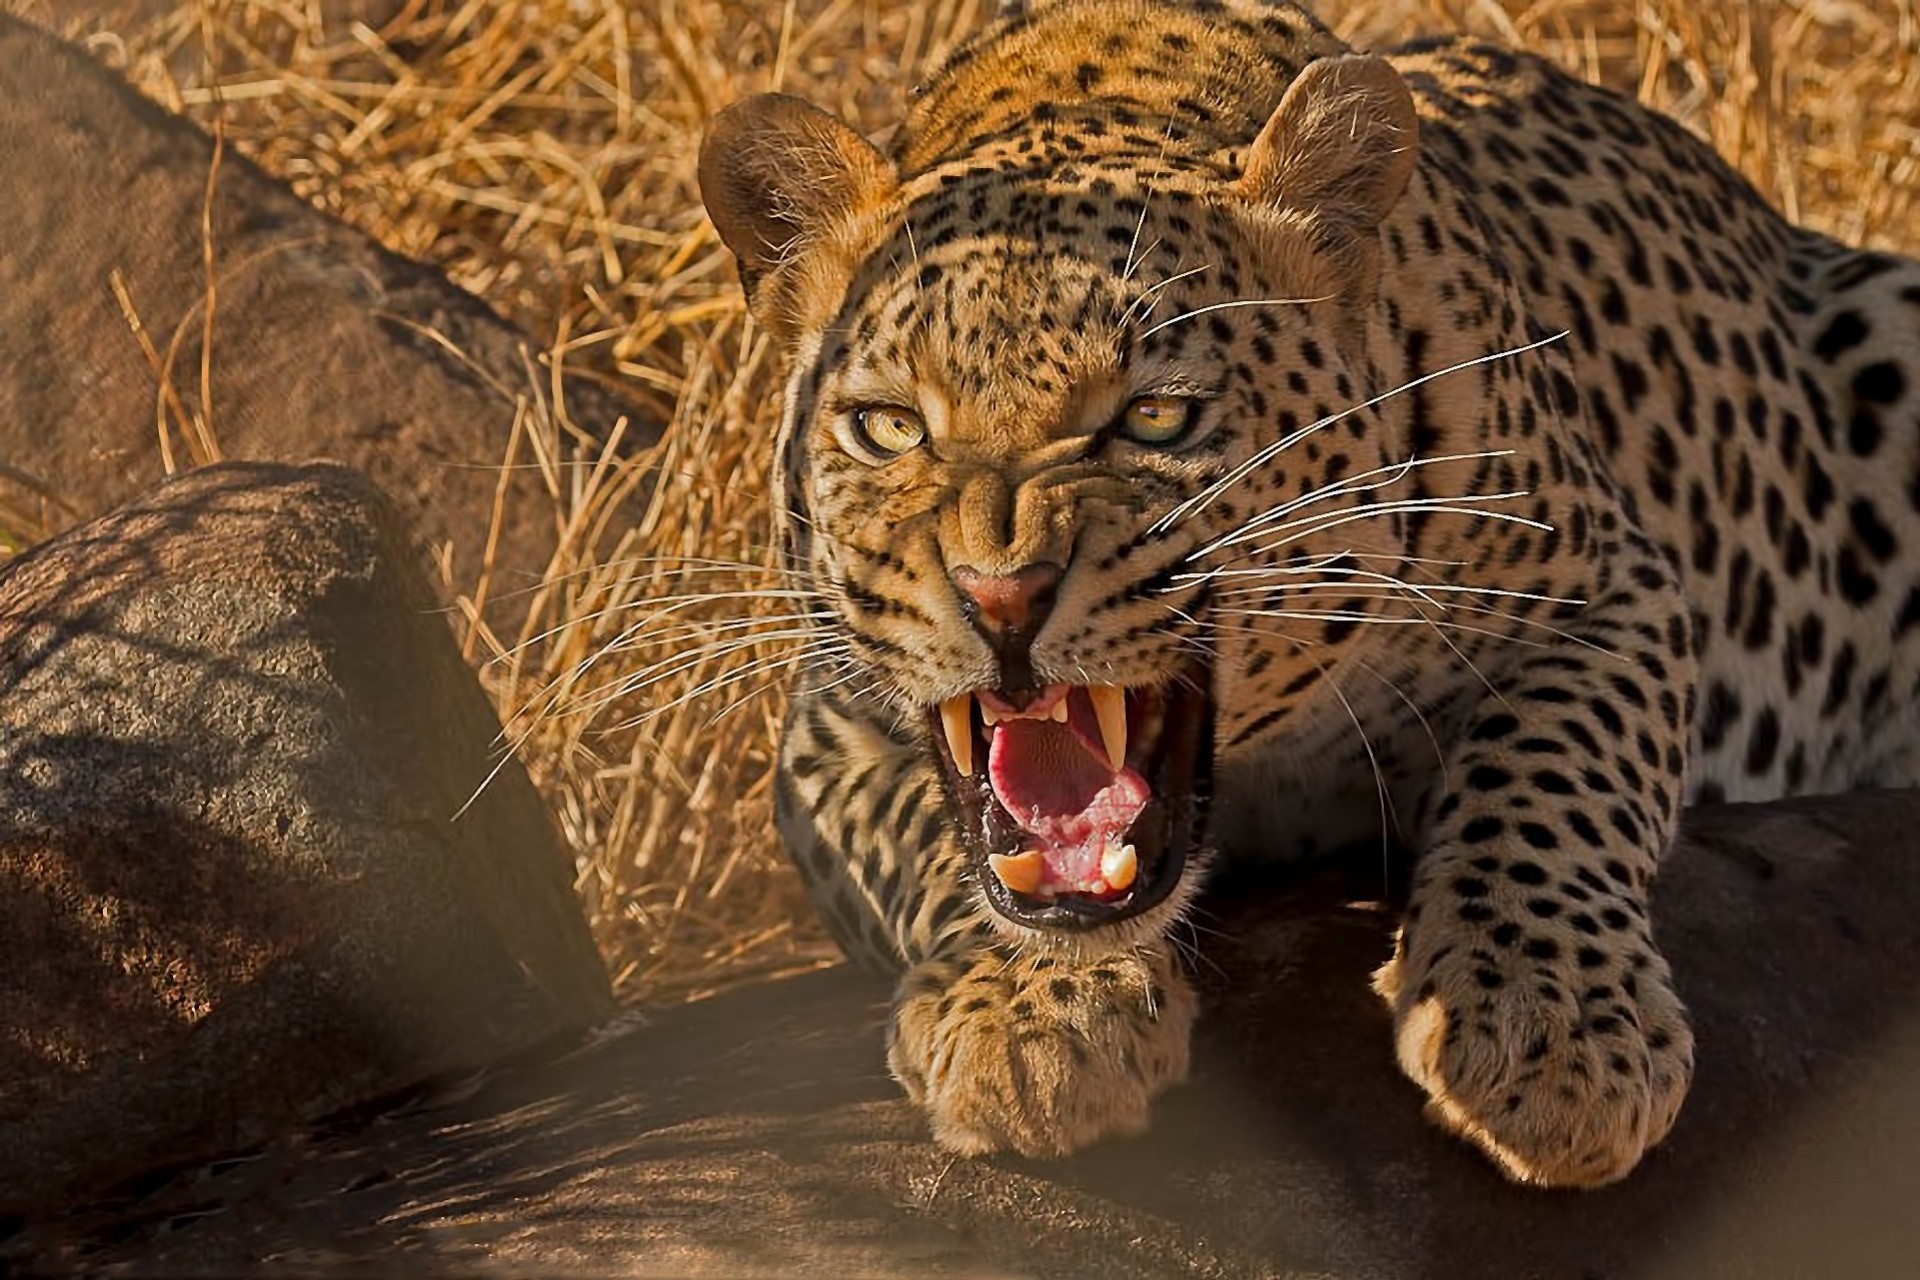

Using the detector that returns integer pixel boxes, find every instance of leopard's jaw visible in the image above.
[925,672,1215,936]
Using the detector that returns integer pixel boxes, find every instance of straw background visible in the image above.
[7,0,1917,1001]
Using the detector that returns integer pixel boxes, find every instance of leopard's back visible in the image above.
[1386,38,1920,803]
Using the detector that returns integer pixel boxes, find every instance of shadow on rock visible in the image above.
[0,463,611,1224]
[15,791,1920,1277]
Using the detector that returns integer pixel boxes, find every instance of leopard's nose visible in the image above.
[951,562,1062,639]
[950,562,1062,693]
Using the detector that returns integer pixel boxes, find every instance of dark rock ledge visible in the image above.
[9,770,1920,1277]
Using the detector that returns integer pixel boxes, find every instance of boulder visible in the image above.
[24,2,405,35]
[0,462,613,1220]
[8,790,1919,1276]
[0,14,655,621]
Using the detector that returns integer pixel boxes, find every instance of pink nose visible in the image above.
[950,562,1062,640]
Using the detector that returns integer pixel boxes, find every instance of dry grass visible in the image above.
[15,0,1917,1001]
[0,465,75,557]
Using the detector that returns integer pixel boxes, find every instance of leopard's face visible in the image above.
[790,173,1366,698]
[702,52,1420,944]
[794,191,1408,940]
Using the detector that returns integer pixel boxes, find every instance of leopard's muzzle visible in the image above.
[928,665,1215,931]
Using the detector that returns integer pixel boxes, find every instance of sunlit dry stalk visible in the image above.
[106,268,194,475]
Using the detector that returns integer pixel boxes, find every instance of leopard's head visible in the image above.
[701,6,1421,945]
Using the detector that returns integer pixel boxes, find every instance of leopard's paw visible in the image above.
[1376,926,1694,1187]
[887,948,1194,1158]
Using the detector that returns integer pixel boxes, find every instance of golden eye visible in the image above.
[850,405,926,459]
[1120,395,1196,446]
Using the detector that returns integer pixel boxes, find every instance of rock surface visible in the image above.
[21,1,405,35]
[9,791,1919,1277]
[0,13,653,619]
[0,462,613,1220]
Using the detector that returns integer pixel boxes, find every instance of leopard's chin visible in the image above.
[926,664,1215,934]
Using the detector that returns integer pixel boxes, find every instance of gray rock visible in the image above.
[0,462,613,1220]
[24,1,404,37]
[10,791,1918,1277]
[0,14,656,624]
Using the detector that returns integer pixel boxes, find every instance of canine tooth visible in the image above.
[987,849,1044,895]
[1089,684,1127,771]
[1050,698,1069,723]
[1101,841,1138,891]
[940,695,974,776]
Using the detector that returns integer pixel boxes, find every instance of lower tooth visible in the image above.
[987,849,1044,895]
[1101,841,1138,891]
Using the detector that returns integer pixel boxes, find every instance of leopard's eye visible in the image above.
[849,405,926,460]
[1120,395,1198,446]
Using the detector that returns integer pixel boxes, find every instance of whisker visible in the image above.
[1208,560,1604,656]
[1431,599,1621,659]
[1184,449,1519,563]
[1400,596,1511,708]
[551,633,846,728]
[472,552,795,607]
[1155,602,1227,662]
[1203,580,1599,661]
[486,577,820,666]
[1348,654,1450,796]
[588,626,850,703]
[1222,496,1552,564]
[1154,329,1569,532]
[510,585,828,661]
[599,643,853,730]
[524,606,837,665]
[1138,293,1333,339]
[582,613,837,680]
[1121,115,1180,284]
[1198,574,1583,609]
[1211,607,1551,649]
[1119,263,1211,325]
[1167,916,1229,980]
[501,597,834,747]
[1303,646,1398,894]
[700,645,867,728]
[593,610,839,656]
[457,698,561,821]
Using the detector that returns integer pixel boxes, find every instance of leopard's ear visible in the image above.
[1237,54,1418,242]
[699,94,897,336]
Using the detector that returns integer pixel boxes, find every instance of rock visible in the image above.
[9,791,1919,1276]
[24,1,405,36]
[0,462,613,1221]
[0,14,655,623]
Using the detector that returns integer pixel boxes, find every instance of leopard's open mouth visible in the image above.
[927,667,1214,931]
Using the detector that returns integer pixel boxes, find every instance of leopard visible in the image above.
[697,0,1920,1187]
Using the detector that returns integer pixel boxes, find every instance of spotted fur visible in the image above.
[700,0,1920,1186]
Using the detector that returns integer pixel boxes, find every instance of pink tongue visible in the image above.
[989,719,1111,816]
[986,715,1149,891]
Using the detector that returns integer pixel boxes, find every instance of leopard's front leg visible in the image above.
[780,684,1195,1156]
[889,935,1195,1157]
[1374,566,1698,1187]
